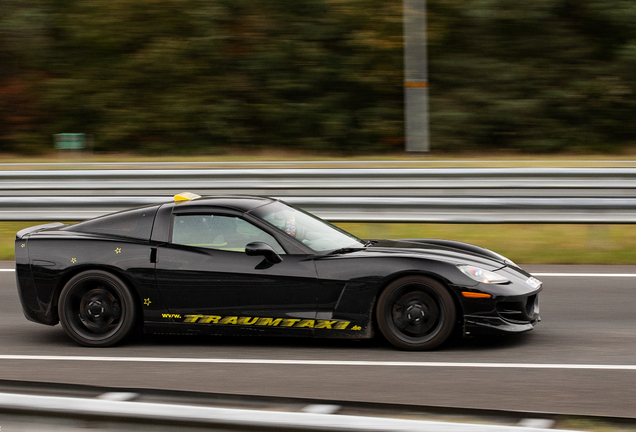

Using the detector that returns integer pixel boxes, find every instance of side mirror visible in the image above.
[245,242,283,264]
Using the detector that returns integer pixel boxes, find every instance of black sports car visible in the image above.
[15,193,542,350]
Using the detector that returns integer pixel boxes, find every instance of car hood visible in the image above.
[362,239,510,271]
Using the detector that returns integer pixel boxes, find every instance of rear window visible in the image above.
[66,205,159,240]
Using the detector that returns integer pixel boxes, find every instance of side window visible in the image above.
[172,214,285,254]
[66,205,158,240]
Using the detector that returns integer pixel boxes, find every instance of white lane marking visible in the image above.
[0,269,14,272]
[0,355,634,370]
[533,273,636,277]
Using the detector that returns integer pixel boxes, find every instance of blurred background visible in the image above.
[3,3,636,430]
[3,0,636,155]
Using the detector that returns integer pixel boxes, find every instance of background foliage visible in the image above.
[2,0,636,154]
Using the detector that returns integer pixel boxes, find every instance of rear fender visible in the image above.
[16,223,65,240]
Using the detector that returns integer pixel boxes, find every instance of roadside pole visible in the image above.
[404,0,430,152]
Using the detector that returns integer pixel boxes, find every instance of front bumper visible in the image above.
[463,292,541,336]
[457,268,542,337]
[464,314,540,336]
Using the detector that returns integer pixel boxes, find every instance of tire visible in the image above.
[58,270,137,347]
[376,276,456,351]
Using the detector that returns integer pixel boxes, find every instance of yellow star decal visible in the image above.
[144,298,152,306]
[115,248,122,254]
[71,258,77,264]
[21,244,25,248]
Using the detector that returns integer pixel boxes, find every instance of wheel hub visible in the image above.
[78,287,120,332]
[87,301,105,317]
[405,303,426,323]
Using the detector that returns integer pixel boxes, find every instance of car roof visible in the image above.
[173,195,275,212]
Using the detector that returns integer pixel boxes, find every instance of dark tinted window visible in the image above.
[66,205,159,240]
[172,214,285,254]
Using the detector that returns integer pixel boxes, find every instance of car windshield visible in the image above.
[250,201,365,252]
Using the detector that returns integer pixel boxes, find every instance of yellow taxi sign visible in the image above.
[174,192,201,202]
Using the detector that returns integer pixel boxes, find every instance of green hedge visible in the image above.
[2,0,636,154]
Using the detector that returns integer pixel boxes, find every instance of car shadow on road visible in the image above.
[123,330,536,352]
[27,323,536,352]
[441,331,536,352]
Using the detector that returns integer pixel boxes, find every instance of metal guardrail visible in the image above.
[0,392,577,432]
[2,167,636,222]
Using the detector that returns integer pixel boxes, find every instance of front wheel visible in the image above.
[58,270,136,347]
[376,276,456,351]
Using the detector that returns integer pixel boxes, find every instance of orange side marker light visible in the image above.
[461,292,492,298]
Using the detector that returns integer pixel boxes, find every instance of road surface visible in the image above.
[1,263,635,418]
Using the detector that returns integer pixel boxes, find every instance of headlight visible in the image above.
[458,265,509,284]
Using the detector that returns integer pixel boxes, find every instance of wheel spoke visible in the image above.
[394,316,408,331]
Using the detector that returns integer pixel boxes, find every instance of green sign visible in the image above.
[54,133,85,150]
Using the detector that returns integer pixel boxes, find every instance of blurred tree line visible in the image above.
[1,0,636,154]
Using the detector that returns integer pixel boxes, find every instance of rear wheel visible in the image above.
[58,270,136,347]
[376,276,456,351]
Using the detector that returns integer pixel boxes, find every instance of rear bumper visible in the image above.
[15,262,58,326]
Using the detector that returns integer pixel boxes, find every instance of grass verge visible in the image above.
[3,221,636,264]
[4,150,636,168]
[340,223,636,265]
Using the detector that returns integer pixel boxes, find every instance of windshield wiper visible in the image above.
[328,247,365,255]
[364,240,378,247]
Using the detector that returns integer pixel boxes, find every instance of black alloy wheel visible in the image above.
[376,276,456,351]
[58,270,136,347]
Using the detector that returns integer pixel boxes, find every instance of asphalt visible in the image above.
[1,263,635,418]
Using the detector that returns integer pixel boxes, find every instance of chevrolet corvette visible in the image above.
[15,193,542,350]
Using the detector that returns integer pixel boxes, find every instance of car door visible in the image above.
[155,211,320,336]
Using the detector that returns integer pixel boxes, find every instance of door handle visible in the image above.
[150,247,158,263]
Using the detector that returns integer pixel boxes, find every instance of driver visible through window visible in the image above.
[250,201,365,252]
[172,214,285,254]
